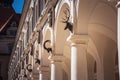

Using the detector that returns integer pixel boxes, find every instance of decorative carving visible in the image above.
[43,40,52,53]
[26,64,32,72]
[61,8,73,33]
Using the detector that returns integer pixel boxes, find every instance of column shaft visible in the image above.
[39,72,42,80]
[71,44,88,80]
[51,62,55,80]
[71,45,77,80]
[117,1,120,80]
[50,61,63,80]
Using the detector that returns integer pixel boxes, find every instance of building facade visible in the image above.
[8,0,120,80]
[0,3,20,80]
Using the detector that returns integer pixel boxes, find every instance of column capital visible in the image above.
[67,34,89,45]
[39,66,49,72]
[49,54,64,62]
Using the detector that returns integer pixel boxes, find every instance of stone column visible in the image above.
[67,35,88,80]
[117,1,120,79]
[50,61,55,80]
[39,71,43,80]
[49,55,63,80]
[39,66,49,80]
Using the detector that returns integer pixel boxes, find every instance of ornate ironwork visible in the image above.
[26,64,32,72]
[35,58,40,65]
[43,40,52,53]
[61,8,73,33]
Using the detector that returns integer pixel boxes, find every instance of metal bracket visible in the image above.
[43,40,52,53]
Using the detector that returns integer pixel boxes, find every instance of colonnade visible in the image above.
[8,0,120,80]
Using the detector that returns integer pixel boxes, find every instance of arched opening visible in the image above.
[54,3,70,54]
[54,1,71,80]
[87,52,97,80]
[42,27,52,66]
[40,25,53,80]
[87,2,117,80]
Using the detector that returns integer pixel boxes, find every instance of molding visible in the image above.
[49,54,64,62]
[39,66,49,72]
[67,34,89,45]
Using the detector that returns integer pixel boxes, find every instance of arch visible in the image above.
[54,1,71,54]
[55,0,70,19]
[88,23,117,43]
[32,40,41,72]
[87,2,117,80]
[41,24,53,66]
[103,38,117,80]
[88,2,117,42]
[54,1,72,79]
[87,38,104,80]
[77,0,117,34]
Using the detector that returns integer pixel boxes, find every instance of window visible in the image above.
[7,20,18,36]
[26,25,29,42]
[7,27,17,36]
[39,0,43,16]
[32,7,35,30]
[9,30,17,36]
[7,43,13,54]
